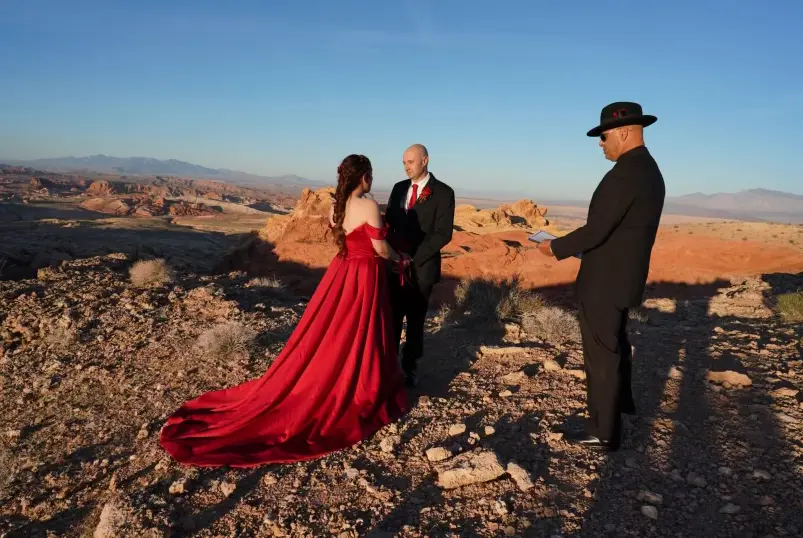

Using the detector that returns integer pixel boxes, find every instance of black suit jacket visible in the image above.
[385,174,456,291]
[551,146,665,308]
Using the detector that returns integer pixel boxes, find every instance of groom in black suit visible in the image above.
[386,144,455,387]
[538,102,665,451]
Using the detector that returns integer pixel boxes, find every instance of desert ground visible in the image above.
[1,170,802,537]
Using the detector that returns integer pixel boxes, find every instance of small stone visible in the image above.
[499,390,513,398]
[718,466,732,476]
[500,371,527,385]
[344,468,359,479]
[426,447,452,462]
[379,435,400,453]
[720,503,740,514]
[220,481,236,497]
[169,478,189,495]
[448,424,466,436]
[506,462,534,492]
[706,370,752,387]
[434,450,506,489]
[543,359,562,372]
[641,505,658,519]
[668,366,683,380]
[771,387,799,398]
[604,523,616,532]
[484,426,496,436]
[637,490,664,505]
[566,369,586,380]
[504,526,516,536]
[493,499,509,515]
[753,469,772,480]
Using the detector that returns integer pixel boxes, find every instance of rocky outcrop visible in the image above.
[261,187,334,244]
[79,195,217,217]
[86,180,118,196]
[79,197,132,215]
[455,199,549,231]
[505,199,549,226]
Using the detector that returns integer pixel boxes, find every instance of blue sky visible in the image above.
[1,0,801,199]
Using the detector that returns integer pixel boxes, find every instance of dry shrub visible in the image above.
[129,259,173,288]
[776,289,803,322]
[431,302,452,332]
[196,321,257,359]
[451,275,581,345]
[628,308,649,323]
[452,276,518,325]
[452,275,545,324]
[522,306,581,345]
[245,276,283,289]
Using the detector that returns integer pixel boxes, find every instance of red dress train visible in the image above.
[159,222,410,467]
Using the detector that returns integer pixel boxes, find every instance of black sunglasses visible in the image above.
[599,132,608,142]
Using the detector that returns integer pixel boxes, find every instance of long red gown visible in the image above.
[159,222,410,467]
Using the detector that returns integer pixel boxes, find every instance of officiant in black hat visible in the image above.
[536,101,666,451]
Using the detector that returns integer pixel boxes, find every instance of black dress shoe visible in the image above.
[563,431,619,452]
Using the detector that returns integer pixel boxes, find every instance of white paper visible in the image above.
[527,230,582,259]
[527,230,556,243]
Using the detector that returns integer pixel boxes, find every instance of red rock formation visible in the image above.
[261,187,335,244]
[86,180,117,196]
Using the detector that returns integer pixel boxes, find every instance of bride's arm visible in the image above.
[364,200,402,262]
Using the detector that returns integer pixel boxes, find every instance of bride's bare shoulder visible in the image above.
[351,196,380,213]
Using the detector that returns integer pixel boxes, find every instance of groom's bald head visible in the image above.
[403,144,429,181]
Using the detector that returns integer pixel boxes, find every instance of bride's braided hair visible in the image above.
[332,154,371,255]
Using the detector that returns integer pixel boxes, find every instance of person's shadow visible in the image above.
[569,276,803,537]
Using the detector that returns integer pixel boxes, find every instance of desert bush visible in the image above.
[245,276,284,289]
[450,275,581,344]
[129,259,173,288]
[522,306,581,345]
[196,321,257,359]
[629,308,649,323]
[451,275,545,323]
[776,289,803,322]
[452,275,534,325]
[431,302,452,332]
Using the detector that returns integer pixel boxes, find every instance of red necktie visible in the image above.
[407,183,418,210]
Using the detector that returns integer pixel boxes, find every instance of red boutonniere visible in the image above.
[418,186,433,203]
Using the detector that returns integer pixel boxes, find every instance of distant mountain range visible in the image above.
[664,188,803,223]
[1,155,326,188]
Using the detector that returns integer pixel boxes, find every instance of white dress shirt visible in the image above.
[404,173,430,212]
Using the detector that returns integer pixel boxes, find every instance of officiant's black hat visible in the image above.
[586,101,657,137]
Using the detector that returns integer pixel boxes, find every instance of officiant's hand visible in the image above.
[537,239,554,257]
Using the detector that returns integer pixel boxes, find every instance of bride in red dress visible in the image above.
[159,154,411,467]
